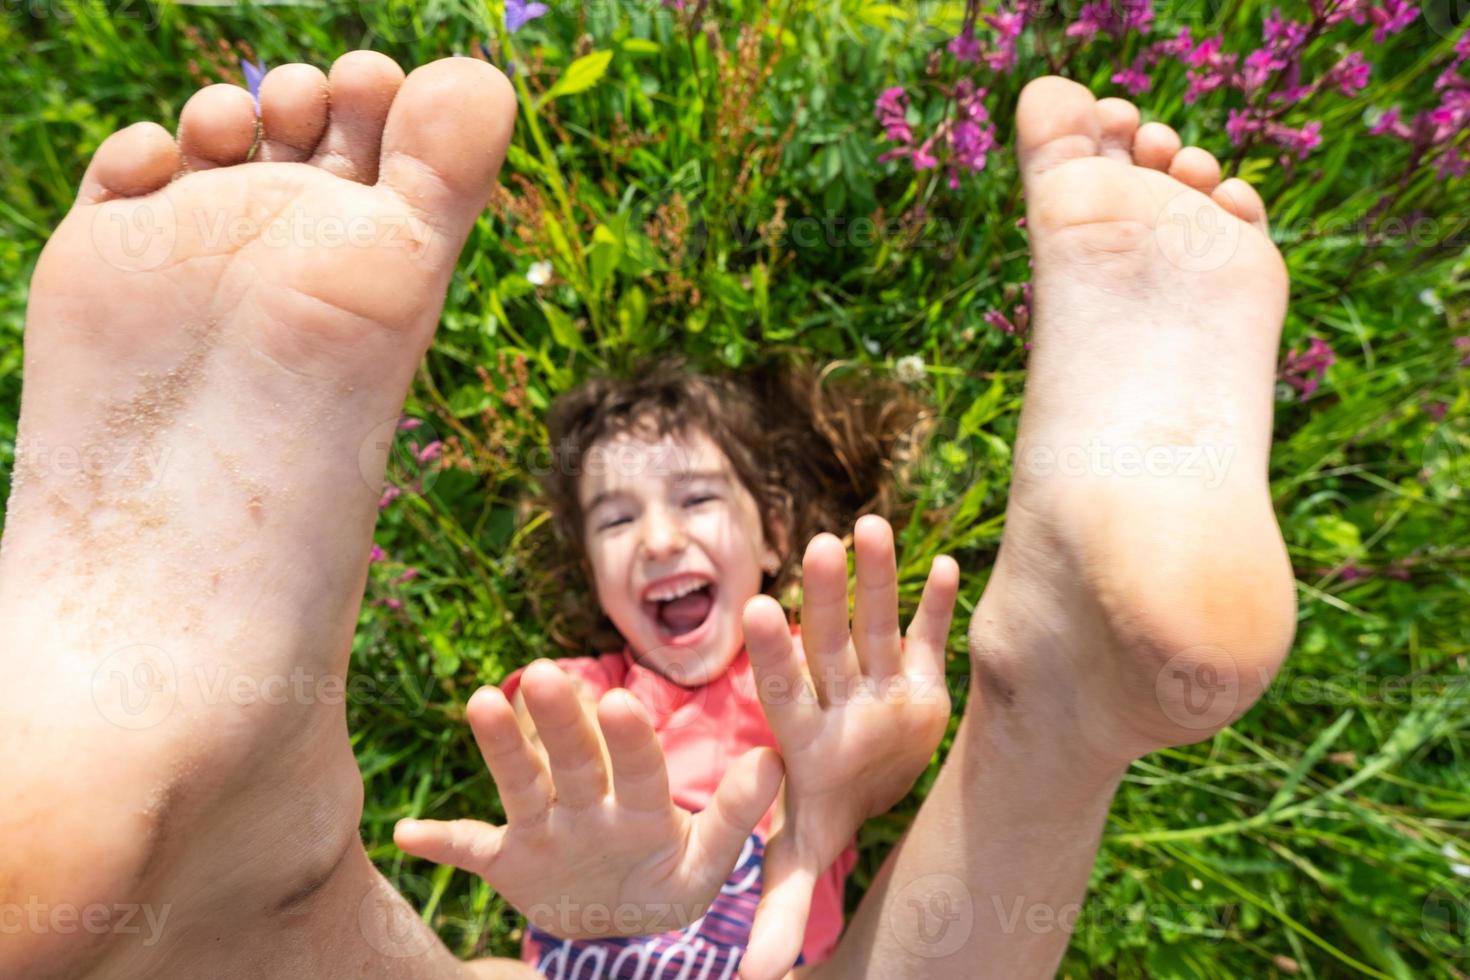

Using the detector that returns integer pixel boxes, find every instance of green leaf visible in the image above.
[588,223,621,294]
[544,50,614,101]
[1264,709,1354,813]
[539,301,585,352]
[857,3,908,27]
[620,38,661,55]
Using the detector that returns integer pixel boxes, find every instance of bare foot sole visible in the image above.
[0,52,520,979]
[970,77,1297,764]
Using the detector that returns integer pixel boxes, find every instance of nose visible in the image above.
[639,501,688,560]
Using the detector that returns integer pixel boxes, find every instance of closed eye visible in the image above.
[684,495,717,507]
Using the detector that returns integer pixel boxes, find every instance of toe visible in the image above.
[178,84,259,171]
[308,50,405,183]
[1132,121,1181,171]
[1212,178,1270,235]
[1016,76,1101,178]
[77,122,181,204]
[378,58,517,241]
[258,64,330,163]
[1097,98,1140,164]
[1167,146,1221,193]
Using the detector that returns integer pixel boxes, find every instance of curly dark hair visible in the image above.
[522,352,933,654]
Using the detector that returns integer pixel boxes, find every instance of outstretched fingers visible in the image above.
[465,684,554,824]
[520,660,611,809]
[743,594,819,749]
[598,689,672,811]
[852,515,902,681]
[800,533,860,704]
[902,554,961,685]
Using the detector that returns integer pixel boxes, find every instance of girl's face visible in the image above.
[579,421,782,687]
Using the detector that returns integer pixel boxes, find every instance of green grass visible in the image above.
[2,0,1468,975]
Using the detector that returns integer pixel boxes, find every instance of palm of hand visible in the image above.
[395,663,783,940]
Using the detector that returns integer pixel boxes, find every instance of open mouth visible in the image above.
[644,582,717,639]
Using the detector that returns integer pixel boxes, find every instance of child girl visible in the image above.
[492,353,936,977]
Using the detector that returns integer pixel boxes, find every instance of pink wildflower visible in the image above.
[875,87,912,145]
[1268,120,1323,159]
[1369,107,1412,139]
[1369,0,1418,42]
[948,31,981,63]
[1326,51,1371,97]
[984,310,1019,335]
[1279,336,1337,397]
[1263,9,1308,49]
[1112,59,1151,95]
[378,485,403,510]
[1226,108,1261,145]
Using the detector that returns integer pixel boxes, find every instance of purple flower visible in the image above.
[1155,26,1193,58]
[1226,108,1260,144]
[984,310,1018,334]
[1187,36,1223,68]
[1067,0,1152,42]
[1242,48,1286,92]
[370,543,387,562]
[875,86,913,145]
[1263,9,1308,49]
[912,139,940,171]
[240,58,267,110]
[1279,336,1336,396]
[1266,119,1323,158]
[505,0,549,34]
[1326,51,1371,97]
[1370,0,1418,42]
[948,31,981,63]
[1438,146,1470,179]
[1112,58,1151,95]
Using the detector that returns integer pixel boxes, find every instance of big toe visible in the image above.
[1016,76,1101,178]
[1212,178,1270,235]
[377,58,517,243]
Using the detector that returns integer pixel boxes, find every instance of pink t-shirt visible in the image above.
[499,623,858,977]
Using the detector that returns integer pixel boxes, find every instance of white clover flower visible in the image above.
[527,260,553,286]
[894,354,925,384]
[1442,842,1470,878]
[861,335,881,356]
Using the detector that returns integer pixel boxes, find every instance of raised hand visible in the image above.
[394,660,784,939]
[737,515,960,980]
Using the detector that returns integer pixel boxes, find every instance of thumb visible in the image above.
[739,827,818,980]
[689,747,784,882]
[394,818,507,879]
